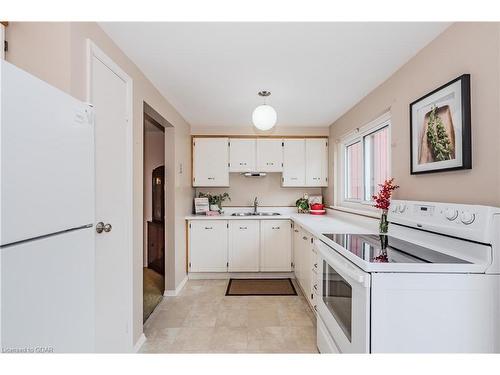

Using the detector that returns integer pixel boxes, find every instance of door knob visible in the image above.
[96,222,105,233]
[96,222,112,233]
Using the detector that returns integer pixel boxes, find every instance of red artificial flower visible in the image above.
[372,178,399,211]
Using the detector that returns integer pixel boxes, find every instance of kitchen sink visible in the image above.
[231,212,281,216]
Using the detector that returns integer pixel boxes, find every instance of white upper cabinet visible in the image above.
[260,220,292,272]
[256,139,283,172]
[228,220,260,272]
[282,139,306,186]
[192,137,229,187]
[305,138,328,186]
[229,138,256,172]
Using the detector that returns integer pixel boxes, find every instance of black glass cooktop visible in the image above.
[321,234,470,264]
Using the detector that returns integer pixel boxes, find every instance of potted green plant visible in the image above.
[295,193,310,213]
[198,192,231,212]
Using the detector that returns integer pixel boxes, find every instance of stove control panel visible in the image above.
[388,200,499,244]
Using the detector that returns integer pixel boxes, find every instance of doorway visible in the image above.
[143,105,166,322]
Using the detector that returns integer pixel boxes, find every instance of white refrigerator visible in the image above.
[0,60,95,352]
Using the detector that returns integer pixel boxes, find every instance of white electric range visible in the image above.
[315,200,500,353]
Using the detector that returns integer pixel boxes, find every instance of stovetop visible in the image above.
[321,233,470,264]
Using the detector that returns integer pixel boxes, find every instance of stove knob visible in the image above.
[460,211,476,225]
[398,203,406,213]
[444,208,458,221]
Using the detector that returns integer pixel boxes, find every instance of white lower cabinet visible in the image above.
[189,219,297,274]
[293,223,316,308]
[228,220,260,272]
[189,220,228,272]
[260,220,292,272]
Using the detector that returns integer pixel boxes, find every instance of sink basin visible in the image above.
[231,212,281,216]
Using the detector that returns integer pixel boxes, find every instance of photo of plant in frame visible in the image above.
[410,74,471,174]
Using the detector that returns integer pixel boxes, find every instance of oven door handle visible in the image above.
[322,252,370,287]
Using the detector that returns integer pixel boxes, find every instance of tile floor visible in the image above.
[140,279,318,353]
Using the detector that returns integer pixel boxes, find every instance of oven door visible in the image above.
[316,240,371,353]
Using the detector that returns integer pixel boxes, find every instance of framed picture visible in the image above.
[410,74,471,174]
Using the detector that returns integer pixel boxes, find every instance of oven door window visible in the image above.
[323,260,352,341]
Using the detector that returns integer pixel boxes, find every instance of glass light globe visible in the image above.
[252,104,277,130]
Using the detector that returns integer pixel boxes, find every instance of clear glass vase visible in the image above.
[379,209,389,234]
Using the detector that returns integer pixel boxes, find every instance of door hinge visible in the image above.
[291,262,294,268]
[226,262,229,267]
[228,141,231,146]
[281,162,284,167]
[281,177,284,182]
[189,223,192,229]
[4,40,8,53]
[189,262,191,268]
[290,222,293,228]
[326,141,328,147]
[326,177,328,182]
[193,141,195,146]
[311,238,314,244]
[228,162,230,167]
[311,293,314,299]
[282,142,284,147]
[227,223,229,228]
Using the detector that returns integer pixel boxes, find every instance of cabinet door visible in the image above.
[193,138,229,186]
[189,220,228,272]
[293,224,303,286]
[282,139,305,186]
[260,220,292,271]
[305,138,328,186]
[229,139,256,172]
[256,139,283,172]
[228,220,260,272]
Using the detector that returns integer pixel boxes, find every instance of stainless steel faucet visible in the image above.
[253,196,258,214]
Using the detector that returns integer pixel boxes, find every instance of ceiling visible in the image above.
[100,22,450,128]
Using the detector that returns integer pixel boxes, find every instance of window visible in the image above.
[341,114,390,206]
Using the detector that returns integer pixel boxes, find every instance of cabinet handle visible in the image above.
[294,229,299,233]
[313,177,320,180]
[272,226,280,230]
[239,162,247,165]
[302,236,308,241]
[314,305,318,312]
[291,177,298,180]
[239,226,248,230]
[204,227,213,230]
[207,177,215,180]
[266,162,274,165]
[314,263,318,268]
[313,284,318,290]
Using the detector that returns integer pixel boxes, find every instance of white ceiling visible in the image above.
[99,22,450,128]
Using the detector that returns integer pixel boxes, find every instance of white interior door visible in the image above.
[89,42,133,353]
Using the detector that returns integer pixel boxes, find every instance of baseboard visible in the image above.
[188,272,295,280]
[163,275,188,296]
[133,333,147,353]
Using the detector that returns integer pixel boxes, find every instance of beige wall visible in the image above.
[326,22,500,207]
[196,173,322,207]
[143,129,165,265]
[5,22,193,346]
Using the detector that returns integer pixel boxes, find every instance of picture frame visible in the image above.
[409,74,471,174]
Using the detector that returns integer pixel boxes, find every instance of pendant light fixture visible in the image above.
[252,90,277,131]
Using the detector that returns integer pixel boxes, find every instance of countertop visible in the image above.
[186,207,378,237]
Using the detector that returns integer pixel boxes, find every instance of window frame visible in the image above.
[337,112,391,211]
